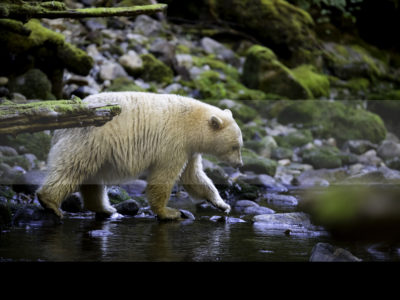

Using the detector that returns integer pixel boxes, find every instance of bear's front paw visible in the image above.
[215,201,231,214]
[157,207,182,221]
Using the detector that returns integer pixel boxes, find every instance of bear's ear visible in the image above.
[224,109,232,117]
[209,115,223,130]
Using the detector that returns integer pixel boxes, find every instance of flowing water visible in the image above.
[1,200,398,262]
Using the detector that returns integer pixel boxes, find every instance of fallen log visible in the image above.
[0,2,167,21]
[0,98,121,135]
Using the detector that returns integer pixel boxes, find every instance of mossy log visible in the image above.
[0,2,167,21]
[0,98,121,135]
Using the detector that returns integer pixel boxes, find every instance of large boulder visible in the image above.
[277,100,387,146]
[208,0,319,66]
[242,45,311,99]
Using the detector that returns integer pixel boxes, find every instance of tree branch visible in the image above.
[0,98,121,135]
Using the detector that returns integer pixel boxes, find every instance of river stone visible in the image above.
[253,212,324,236]
[12,206,61,227]
[99,60,128,81]
[309,242,362,262]
[61,193,84,213]
[121,179,147,196]
[118,50,143,77]
[114,199,140,216]
[133,15,163,36]
[342,140,377,155]
[377,140,400,160]
[0,146,18,157]
[200,37,238,66]
[294,168,348,187]
[234,200,275,215]
[11,169,46,195]
[263,193,298,206]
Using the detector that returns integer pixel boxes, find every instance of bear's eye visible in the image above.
[231,145,239,151]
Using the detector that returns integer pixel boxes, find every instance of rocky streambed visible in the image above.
[2,1,400,262]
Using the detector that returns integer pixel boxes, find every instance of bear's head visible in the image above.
[206,108,243,169]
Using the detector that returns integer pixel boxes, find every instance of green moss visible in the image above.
[242,45,311,99]
[274,129,313,148]
[0,132,51,161]
[0,19,93,76]
[291,64,330,98]
[176,44,191,54]
[344,78,370,92]
[302,146,343,169]
[192,55,240,80]
[323,43,388,81]
[209,0,316,65]
[240,147,277,176]
[277,100,387,145]
[9,68,55,100]
[106,77,146,92]
[139,54,173,85]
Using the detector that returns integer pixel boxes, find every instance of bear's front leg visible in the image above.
[146,165,186,220]
[180,154,231,214]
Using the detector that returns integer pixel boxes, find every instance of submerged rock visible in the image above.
[114,199,140,216]
[12,206,61,227]
[234,200,275,215]
[310,243,361,262]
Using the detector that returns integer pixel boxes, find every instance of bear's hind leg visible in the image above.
[37,182,76,218]
[80,184,117,215]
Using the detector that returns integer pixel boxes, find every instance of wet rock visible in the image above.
[294,168,347,188]
[11,170,46,196]
[253,212,325,236]
[377,140,400,160]
[263,193,298,206]
[114,199,140,216]
[345,166,400,184]
[209,215,245,223]
[180,209,195,220]
[234,200,275,215]
[310,243,361,262]
[120,179,147,196]
[342,140,377,155]
[61,193,84,213]
[108,186,131,205]
[12,206,61,227]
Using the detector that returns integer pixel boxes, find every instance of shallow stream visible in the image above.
[1,199,398,262]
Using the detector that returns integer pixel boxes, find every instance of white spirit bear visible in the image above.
[37,92,243,220]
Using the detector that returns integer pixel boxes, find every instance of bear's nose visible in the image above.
[235,161,243,169]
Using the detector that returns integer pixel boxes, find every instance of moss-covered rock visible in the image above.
[191,69,267,101]
[208,0,318,66]
[291,64,330,98]
[0,131,51,161]
[242,45,312,99]
[322,42,388,81]
[105,77,146,92]
[277,100,387,145]
[0,19,93,76]
[139,53,174,85]
[9,68,55,100]
[301,146,343,169]
[240,147,277,176]
[367,97,400,137]
[274,129,313,148]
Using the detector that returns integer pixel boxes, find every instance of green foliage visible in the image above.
[288,0,364,22]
